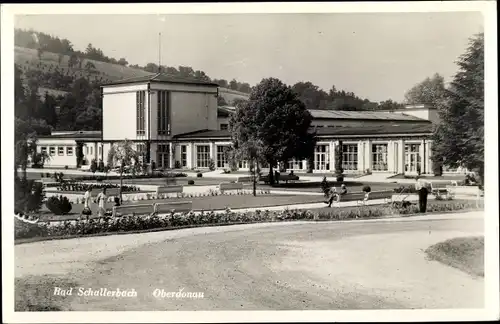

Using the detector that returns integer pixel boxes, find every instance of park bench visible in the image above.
[154,201,193,215]
[218,182,243,193]
[80,165,91,171]
[356,190,394,206]
[112,204,155,217]
[446,185,483,207]
[429,181,457,199]
[236,176,252,183]
[156,185,184,197]
[259,174,300,184]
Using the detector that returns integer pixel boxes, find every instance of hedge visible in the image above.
[56,182,139,192]
[14,200,482,241]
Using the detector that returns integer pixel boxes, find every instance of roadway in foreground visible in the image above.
[15,212,484,311]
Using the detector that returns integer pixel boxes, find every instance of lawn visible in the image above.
[425,236,484,277]
[39,194,325,222]
[389,174,465,181]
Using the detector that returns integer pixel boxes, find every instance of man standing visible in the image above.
[416,177,428,213]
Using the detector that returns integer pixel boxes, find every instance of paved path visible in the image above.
[15,212,484,310]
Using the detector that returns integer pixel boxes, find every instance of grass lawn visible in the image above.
[102,177,225,186]
[425,236,484,277]
[39,194,325,222]
[254,181,401,193]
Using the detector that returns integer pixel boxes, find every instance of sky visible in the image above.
[14,12,484,102]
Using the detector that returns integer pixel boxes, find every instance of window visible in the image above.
[58,147,64,155]
[196,145,210,168]
[287,159,303,170]
[216,146,229,168]
[405,144,421,172]
[66,147,73,156]
[372,144,388,171]
[239,160,248,169]
[85,146,88,154]
[90,146,93,155]
[181,145,187,167]
[157,144,169,169]
[136,91,146,136]
[98,146,102,156]
[220,124,228,131]
[314,145,329,170]
[41,147,47,154]
[157,91,170,135]
[342,144,358,171]
[136,143,146,163]
[49,147,55,156]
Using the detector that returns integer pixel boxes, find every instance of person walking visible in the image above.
[325,187,338,207]
[416,177,428,213]
[96,188,108,217]
[82,189,92,220]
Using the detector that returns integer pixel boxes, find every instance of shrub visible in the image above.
[362,185,371,193]
[45,195,72,215]
[187,180,195,185]
[64,165,69,170]
[197,172,203,178]
[320,176,330,197]
[223,169,231,174]
[45,172,51,178]
[15,177,45,214]
[336,175,344,182]
[208,159,215,171]
[98,160,105,172]
[174,160,181,169]
[432,161,443,177]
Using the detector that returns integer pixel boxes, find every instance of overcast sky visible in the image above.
[15,12,483,102]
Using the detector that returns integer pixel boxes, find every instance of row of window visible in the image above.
[137,91,172,137]
[41,146,74,156]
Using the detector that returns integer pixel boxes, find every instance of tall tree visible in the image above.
[40,92,58,127]
[404,73,446,105]
[107,140,140,203]
[229,78,316,185]
[292,81,328,110]
[431,33,484,183]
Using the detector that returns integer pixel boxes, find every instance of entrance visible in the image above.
[405,144,421,173]
[314,145,329,171]
[157,144,170,169]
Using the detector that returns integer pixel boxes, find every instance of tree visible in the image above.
[228,139,264,196]
[404,73,446,105]
[40,91,58,127]
[292,81,328,111]
[229,77,316,186]
[107,140,140,203]
[217,96,228,106]
[431,33,484,184]
[229,79,238,90]
[85,61,96,71]
[117,58,128,66]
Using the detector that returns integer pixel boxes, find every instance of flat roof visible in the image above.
[38,130,102,140]
[102,72,219,87]
[308,109,427,121]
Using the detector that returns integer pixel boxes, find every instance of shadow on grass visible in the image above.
[15,275,78,311]
[425,236,484,278]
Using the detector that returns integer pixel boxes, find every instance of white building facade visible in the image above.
[36,74,465,175]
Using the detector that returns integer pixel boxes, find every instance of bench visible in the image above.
[259,174,300,184]
[446,185,483,207]
[430,181,457,199]
[357,190,394,206]
[236,176,252,183]
[154,201,193,215]
[218,182,243,193]
[156,185,184,197]
[80,165,91,171]
[112,204,155,217]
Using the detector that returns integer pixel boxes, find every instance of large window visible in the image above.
[216,146,229,168]
[136,91,146,136]
[41,147,47,154]
[136,143,147,163]
[196,145,210,168]
[314,145,329,170]
[405,144,421,172]
[157,144,169,169]
[49,147,55,156]
[372,144,388,171]
[157,91,170,135]
[66,147,73,156]
[342,144,358,171]
[180,145,187,167]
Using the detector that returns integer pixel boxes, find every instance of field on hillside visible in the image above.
[15,46,249,103]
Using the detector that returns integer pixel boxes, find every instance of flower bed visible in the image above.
[14,200,483,241]
[76,172,188,181]
[58,182,139,192]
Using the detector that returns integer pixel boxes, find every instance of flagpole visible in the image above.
[158,32,161,74]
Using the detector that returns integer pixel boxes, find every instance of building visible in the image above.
[36,73,465,175]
